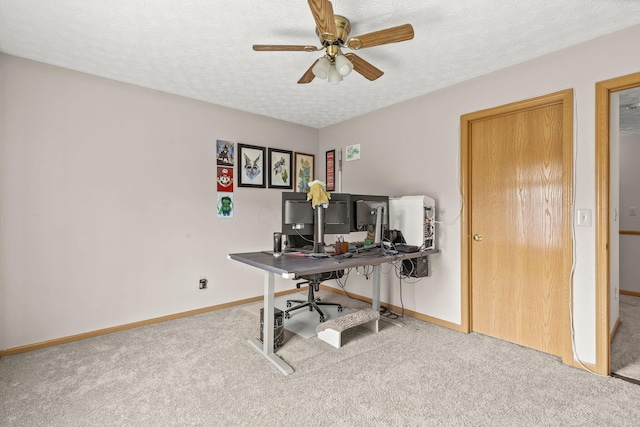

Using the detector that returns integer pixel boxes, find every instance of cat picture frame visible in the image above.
[237,143,266,188]
[294,152,315,192]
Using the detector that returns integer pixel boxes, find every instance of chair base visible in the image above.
[284,282,342,323]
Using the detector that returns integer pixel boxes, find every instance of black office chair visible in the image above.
[284,271,344,323]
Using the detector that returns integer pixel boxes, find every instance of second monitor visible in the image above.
[352,195,389,245]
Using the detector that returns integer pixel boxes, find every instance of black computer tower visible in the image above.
[402,256,430,278]
[259,308,284,349]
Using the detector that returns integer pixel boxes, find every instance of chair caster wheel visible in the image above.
[337,306,343,312]
[286,302,291,307]
[284,313,290,319]
[319,316,325,322]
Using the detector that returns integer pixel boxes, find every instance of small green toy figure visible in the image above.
[218,196,233,216]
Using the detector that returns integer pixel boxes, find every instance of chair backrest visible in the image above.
[297,270,344,282]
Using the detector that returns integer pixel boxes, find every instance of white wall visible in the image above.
[620,132,640,294]
[318,24,640,364]
[0,54,318,350]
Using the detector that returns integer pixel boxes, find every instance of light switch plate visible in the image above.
[576,209,592,227]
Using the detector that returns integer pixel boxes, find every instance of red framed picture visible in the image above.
[325,150,335,191]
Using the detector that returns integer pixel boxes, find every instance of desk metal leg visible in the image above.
[247,271,294,375]
[372,264,381,312]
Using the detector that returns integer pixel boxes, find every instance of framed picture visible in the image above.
[346,143,361,161]
[217,167,234,192]
[325,150,335,191]
[294,152,315,192]
[216,140,235,167]
[217,193,234,218]
[268,148,293,189]
[237,144,266,188]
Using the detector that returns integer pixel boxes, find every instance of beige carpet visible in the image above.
[611,294,640,382]
[2,291,640,426]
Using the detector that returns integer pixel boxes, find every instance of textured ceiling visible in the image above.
[1,0,640,129]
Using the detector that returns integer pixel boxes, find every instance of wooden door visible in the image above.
[463,91,573,361]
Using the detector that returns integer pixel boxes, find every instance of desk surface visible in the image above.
[228,249,439,278]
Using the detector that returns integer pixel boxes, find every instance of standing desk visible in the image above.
[228,249,438,375]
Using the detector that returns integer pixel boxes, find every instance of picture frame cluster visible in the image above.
[234,144,315,192]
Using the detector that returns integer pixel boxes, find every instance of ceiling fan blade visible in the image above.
[344,53,384,81]
[298,59,319,84]
[253,44,319,52]
[307,0,337,42]
[346,24,414,50]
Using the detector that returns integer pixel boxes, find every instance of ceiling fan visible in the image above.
[252,0,414,84]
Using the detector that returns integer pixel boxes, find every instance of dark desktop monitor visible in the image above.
[351,195,389,245]
[281,192,351,250]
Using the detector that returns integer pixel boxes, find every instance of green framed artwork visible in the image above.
[294,152,314,192]
[268,148,293,189]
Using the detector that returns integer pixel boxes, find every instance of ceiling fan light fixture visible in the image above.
[312,56,331,79]
[328,64,343,84]
[334,54,353,76]
[253,0,414,84]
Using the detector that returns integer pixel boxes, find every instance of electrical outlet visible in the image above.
[199,277,208,289]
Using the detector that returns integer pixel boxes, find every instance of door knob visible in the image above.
[473,234,483,241]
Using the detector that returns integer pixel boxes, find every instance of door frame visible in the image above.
[460,89,574,365]
[595,72,640,376]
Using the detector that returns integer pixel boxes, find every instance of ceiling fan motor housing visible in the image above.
[316,15,351,47]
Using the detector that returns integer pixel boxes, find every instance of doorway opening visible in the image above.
[596,71,640,377]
